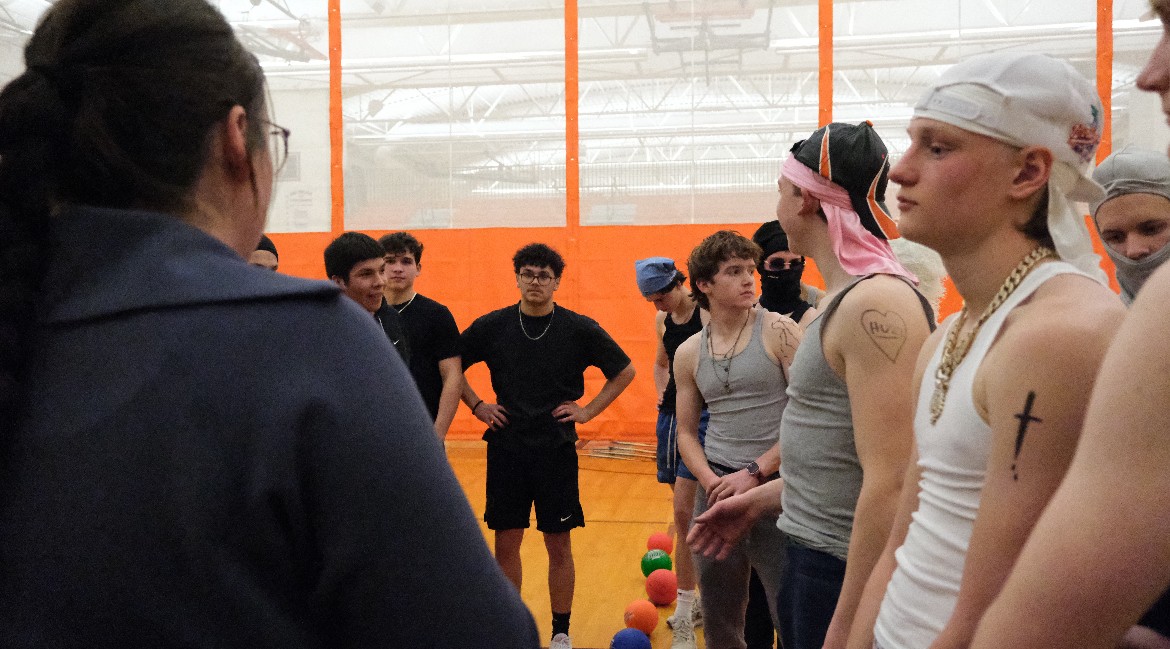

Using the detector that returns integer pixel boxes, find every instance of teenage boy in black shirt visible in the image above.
[379,232,462,439]
[460,243,635,649]
[324,232,410,364]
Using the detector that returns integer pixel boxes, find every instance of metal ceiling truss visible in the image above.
[0,1,30,37]
[325,2,1155,202]
[1,1,1151,203]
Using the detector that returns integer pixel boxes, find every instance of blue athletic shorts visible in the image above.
[656,409,708,484]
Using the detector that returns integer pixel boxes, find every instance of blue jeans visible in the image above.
[777,539,846,649]
[746,566,780,649]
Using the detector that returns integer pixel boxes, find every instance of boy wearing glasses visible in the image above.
[459,243,635,649]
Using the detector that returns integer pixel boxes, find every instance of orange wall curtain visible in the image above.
[269,0,1116,441]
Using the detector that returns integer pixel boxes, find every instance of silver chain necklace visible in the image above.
[393,293,417,314]
[518,303,555,341]
[707,309,751,393]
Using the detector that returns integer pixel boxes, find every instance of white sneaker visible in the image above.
[667,599,703,629]
[671,619,699,649]
[550,632,572,649]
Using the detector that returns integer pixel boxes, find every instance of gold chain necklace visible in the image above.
[929,246,1056,424]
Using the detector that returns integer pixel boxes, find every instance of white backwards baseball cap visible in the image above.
[914,52,1107,283]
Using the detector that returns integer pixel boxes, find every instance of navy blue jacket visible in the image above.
[0,207,538,648]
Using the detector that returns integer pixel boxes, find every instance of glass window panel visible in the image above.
[342,0,567,230]
[2,0,1164,231]
[578,0,817,226]
[834,0,1101,221]
[0,1,48,86]
[1111,0,1165,153]
[233,0,331,233]
[1,1,336,234]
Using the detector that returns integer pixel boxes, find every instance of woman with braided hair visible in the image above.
[0,1,538,647]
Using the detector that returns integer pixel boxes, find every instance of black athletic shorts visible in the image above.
[485,442,585,533]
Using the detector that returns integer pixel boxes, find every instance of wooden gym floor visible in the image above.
[447,439,704,649]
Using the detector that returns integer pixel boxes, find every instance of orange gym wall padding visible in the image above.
[562,0,584,314]
[280,0,1111,441]
[1095,0,1120,294]
[1097,0,1114,164]
[565,0,580,237]
[328,0,344,236]
[270,221,963,443]
[819,0,833,127]
[272,223,827,442]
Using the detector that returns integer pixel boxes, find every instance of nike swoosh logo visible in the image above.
[560,515,572,522]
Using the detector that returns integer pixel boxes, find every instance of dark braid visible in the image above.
[0,61,65,428]
[0,0,267,429]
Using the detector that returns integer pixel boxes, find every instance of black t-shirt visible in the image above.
[659,304,703,414]
[374,300,411,366]
[460,302,631,448]
[394,293,460,420]
[1141,586,1170,638]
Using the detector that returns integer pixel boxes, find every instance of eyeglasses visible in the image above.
[518,271,556,286]
[258,118,291,173]
[765,257,804,271]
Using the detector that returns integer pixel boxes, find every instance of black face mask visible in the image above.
[758,261,808,318]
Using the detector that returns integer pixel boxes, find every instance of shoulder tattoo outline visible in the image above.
[861,309,907,362]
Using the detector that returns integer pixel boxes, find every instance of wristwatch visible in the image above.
[746,461,761,480]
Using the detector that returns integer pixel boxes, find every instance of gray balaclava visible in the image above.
[1091,146,1170,305]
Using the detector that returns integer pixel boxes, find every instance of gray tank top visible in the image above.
[696,309,788,469]
[777,275,933,559]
